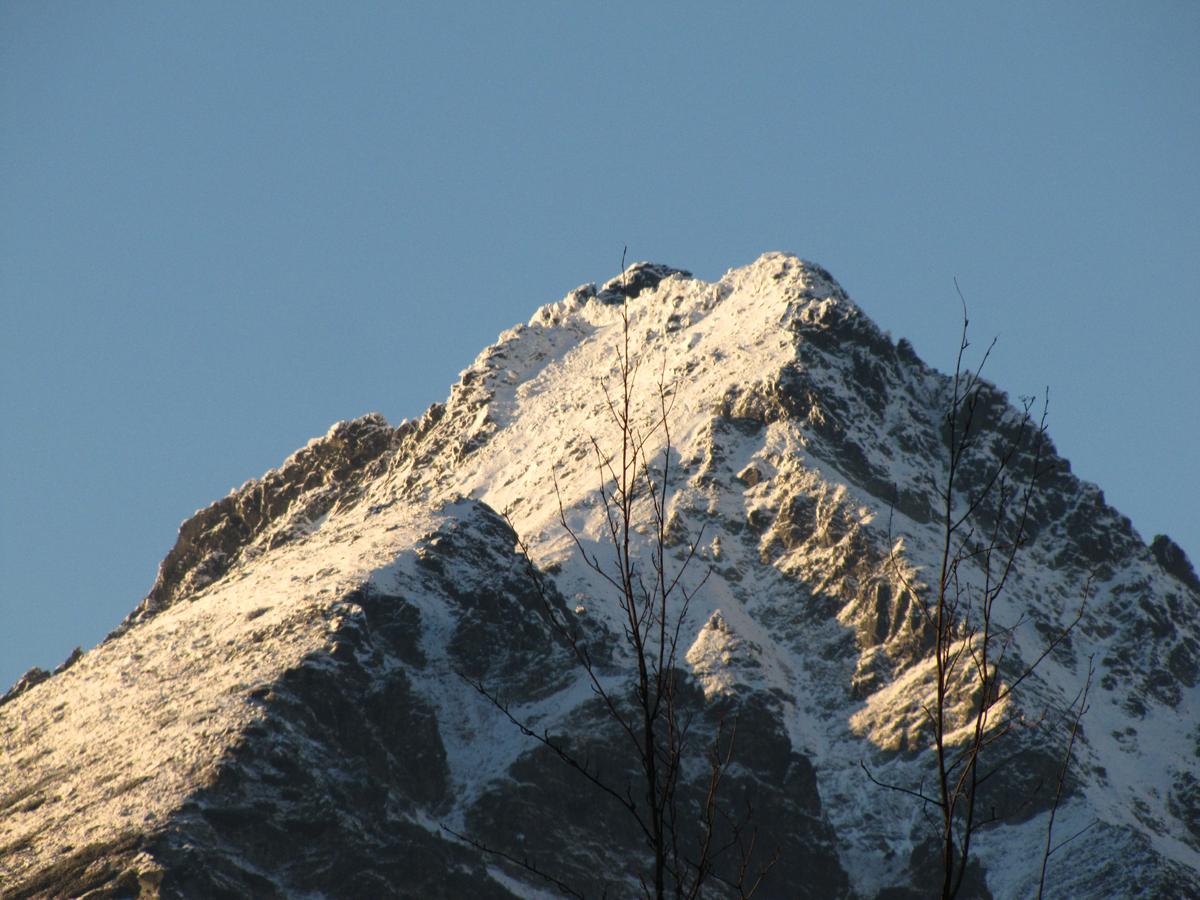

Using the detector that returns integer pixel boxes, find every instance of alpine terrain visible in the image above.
[2,254,1197,898]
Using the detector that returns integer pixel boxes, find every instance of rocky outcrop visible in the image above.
[0,647,81,708]
[114,414,400,635]
[1152,533,1200,593]
[597,261,692,303]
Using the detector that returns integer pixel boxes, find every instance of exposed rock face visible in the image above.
[1152,533,1200,593]
[137,509,554,900]
[2,254,1197,898]
[118,413,401,633]
[0,647,81,708]
[597,261,692,303]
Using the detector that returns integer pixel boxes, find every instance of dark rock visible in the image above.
[0,667,51,708]
[898,837,994,900]
[131,589,474,898]
[0,647,85,708]
[597,262,691,303]
[344,586,427,668]
[52,646,83,675]
[1152,534,1200,593]
[412,504,590,699]
[1169,771,1200,849]
[1167,640,1199,688]
[466,684,852,899]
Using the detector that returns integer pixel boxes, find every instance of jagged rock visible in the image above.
[596,261,691,303]
[0,647,84,708]
[113,413,400,637]
[0,666,50,707]
[1153,533,1200,593]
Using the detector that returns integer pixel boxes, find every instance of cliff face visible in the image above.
[2,254,1197,898]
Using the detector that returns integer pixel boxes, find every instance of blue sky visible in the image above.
[2,2,1197,688]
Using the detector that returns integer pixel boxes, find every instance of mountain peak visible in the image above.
[2,256,1197,898]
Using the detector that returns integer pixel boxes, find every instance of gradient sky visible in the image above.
[2,2,1197,689]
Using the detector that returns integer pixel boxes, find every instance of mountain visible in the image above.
[2,253,1197,898]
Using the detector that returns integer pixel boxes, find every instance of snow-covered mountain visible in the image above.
[2,254,1197,898]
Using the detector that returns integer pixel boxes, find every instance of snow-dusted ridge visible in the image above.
[2,253,1197,898]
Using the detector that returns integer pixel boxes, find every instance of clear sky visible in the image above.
[2,2,1197,689]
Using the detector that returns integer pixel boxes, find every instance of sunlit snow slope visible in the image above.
[2,254,1197,898]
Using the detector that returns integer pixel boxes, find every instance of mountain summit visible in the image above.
[2,254,1197,898]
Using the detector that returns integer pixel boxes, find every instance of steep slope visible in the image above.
[2,254,1197,898]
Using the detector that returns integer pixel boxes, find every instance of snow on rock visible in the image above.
[686,609,786,700]
[2,252,1198,898]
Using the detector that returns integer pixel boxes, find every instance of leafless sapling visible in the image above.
[865,294,1088,900]
[451,254,776,899]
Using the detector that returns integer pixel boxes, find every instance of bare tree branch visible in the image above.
[1037,657,1095,899]
[870,294,1089,900]
[463,250,775,898]
[441,824,588,900]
